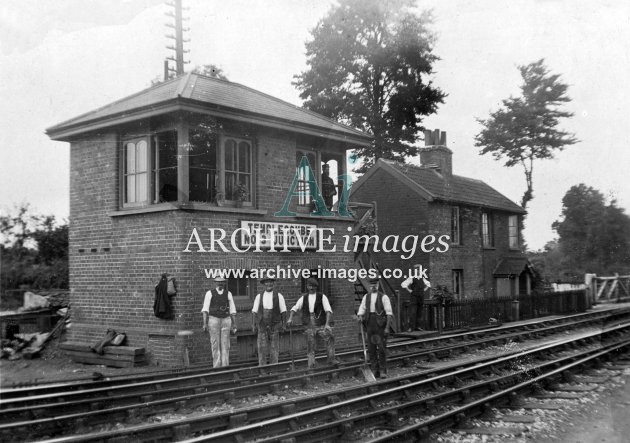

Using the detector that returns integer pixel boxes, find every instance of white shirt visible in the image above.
[401,277,431,293]
[252,291,287,313]
[357,292,393,316]
[201,289,237,315]
[291,292,332,313]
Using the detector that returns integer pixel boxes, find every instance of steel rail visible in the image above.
[209,328,630,443]
[27,323,630,443]
[0,308,617,417]
[366,343,630,441]
[0,341,539,440]
[2,307,623,408]
[1,307,624,401]
[0,308,625,437]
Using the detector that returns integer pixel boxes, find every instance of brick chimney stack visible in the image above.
[420,129,452,178]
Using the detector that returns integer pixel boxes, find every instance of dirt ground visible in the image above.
[0,339,155,386]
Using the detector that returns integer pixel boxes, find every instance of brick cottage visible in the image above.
[46,73,373,366]
[350,129,533,304]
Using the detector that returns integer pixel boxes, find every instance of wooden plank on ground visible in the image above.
[499,415,536,424]
[456,426,524,436]
[64,350,145,362]
[60,342,145,355]
[64,352,146,368]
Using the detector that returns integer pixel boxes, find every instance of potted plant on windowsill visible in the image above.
[234,183,248,208]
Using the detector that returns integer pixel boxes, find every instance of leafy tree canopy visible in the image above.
[551,184,630,276]
[294,0,446,173]
[475,59,578,210]
[151,63,228,85]
[191,64,228,81]
[1,204,68,290]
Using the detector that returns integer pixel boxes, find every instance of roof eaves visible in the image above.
[46,76,182,134]
[46,100,180,140]
[429,197,527,215]
[196,73,371,139]
[179,100,372,147]
[351,159,435,201]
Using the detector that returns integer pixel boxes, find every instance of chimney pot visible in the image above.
[420,129,452,178]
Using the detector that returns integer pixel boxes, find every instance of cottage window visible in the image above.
[508,215,519,249]
[481,212,494,248]
[451,207,461,245]
[452,269,463,298]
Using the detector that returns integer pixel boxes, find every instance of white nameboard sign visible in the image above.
[240,221,318,250]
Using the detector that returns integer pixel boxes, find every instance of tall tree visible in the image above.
[475,59,578,210]
[552,184,630,275]
[294,0,446,173]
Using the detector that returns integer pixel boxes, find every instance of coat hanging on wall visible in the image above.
[154,273,174,319]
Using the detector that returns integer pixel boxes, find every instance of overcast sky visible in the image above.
[1,0,629,250]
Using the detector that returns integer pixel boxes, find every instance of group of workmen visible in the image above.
[201,271,430,378]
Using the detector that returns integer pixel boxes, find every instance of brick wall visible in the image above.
[350,167,431,319]
[350,166,526,301]
[67,124,359,366]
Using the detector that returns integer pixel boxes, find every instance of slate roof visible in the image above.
[493,257,531,276]
[46,73,372,146]
[381,159,526,214]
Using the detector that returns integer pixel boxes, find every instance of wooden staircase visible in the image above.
[348,201,401,332]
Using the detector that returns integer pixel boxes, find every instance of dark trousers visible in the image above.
[257,321,281,366]
[408,295,423,330]
[366,313,387,376]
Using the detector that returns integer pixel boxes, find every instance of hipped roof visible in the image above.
[352,159,526,214]
[46,72,372,147]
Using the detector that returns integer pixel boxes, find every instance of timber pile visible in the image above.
[60,342,147,368]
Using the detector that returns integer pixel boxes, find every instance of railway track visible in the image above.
[3,307,625,400]
[29,321,630,442]
[0,308,628,441]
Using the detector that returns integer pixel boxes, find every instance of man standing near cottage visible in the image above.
[251,277,287,366]
[357,278,393,378]
[401,264,431,332]
[286,277,339,368]
[201,276,237,368]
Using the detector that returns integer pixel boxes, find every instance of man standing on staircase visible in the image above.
[357,278,393,378]
[252,277,287,366]
[401,264,431,332]
[287,277,339,368]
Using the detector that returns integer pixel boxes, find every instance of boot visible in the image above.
[91,329,117,355]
